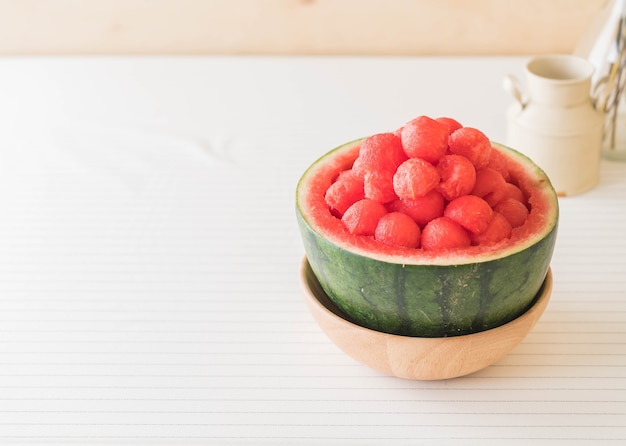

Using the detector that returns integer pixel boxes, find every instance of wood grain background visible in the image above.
[0,0,608,55]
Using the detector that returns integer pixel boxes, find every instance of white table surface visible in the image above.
[0,55,625,445]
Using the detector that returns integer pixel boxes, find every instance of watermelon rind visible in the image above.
[296,139,558,337]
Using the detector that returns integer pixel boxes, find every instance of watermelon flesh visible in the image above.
[296,116,558,337]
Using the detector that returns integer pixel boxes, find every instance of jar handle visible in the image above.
[503,74,527,108]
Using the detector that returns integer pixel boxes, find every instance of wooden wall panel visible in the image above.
[0,0,608,55]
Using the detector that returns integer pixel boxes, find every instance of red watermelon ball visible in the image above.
[494,198,529,228]
[341,198,388,236]
[364,169,397,204]
[436,154,477,201]
[472,167,508,207]
[324,170,365,217]
[469,212,513,246]
[435,116,463,135]
[444,195,493,235]
[421,216,471,251]
[353,132,407,176]
[386,189,445,227]
[374,212,421,249]
[400,116,449,163]
[393,158,440,200]
[448,127,492,169]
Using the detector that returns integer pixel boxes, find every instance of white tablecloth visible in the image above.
[0,55,624,445]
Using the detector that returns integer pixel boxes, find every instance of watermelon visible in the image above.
[296,118,558,338]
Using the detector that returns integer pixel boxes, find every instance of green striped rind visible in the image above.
[297,210,557,337]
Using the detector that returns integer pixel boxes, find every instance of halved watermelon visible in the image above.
[296,122,558,338]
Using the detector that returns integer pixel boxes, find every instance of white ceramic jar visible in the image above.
[505,54,605,196]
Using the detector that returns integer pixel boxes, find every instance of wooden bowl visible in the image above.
[300,257,553,380]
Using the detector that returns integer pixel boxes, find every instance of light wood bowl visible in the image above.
[300,257,553,380]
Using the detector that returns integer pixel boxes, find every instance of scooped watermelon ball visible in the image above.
[352,132,407,176]
[374,212,421,248]
[393,158,440,200]
[324,170,365,217]
[386,189,445,227]
[421,216,471,251]
[341,198,388,236]
[486,146,510,181]
[435,116,463,135]
[444,195,493,235]
[448,127,492,169]
[503,182,526,203]
[400,115,449,163]
[472,167,508,207]
[436,154,477,201]
[364,169,396,203]
[494,198,529,228]
[469,212,512,246]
